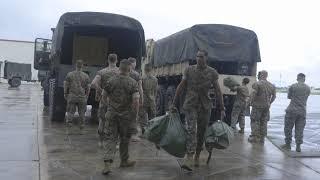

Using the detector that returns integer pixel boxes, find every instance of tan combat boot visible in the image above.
[296,144,301,152]
[238,128,244,134]
[281,143,291,151]
[120,160,136,167]
[102,160,112,175]
[181,154,193,171]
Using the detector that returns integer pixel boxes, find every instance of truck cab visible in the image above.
[34,12,145,121]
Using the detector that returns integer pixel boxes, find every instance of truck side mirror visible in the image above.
[34,38,52,70]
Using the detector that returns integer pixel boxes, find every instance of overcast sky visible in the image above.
[1,0,319,87]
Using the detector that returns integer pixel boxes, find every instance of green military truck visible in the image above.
[142,24,261,124]
[3,60,32,87]
[34,12,146,121]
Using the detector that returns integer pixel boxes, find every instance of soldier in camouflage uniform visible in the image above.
[102,59,140,175]
[281,73,310,152]
[138,63,158,133]
[128,57,143,140]
[172,50,225,171]
[91,54,119,146]
[230,78,250,134]
[248,70,276,144]
[63,60,90,134]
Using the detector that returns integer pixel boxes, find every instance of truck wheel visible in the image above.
[10,78,21,87]
[48,79,66,121]
[43,90,49,106]
[164,85,176,112]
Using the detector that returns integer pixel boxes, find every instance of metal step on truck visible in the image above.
[33,12,146,121]
[142,24,261,125]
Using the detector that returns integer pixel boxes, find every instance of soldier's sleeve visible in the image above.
[287,85,293,99]
[182,67,189,80]
[64,73,71,94]
[131,81,140,99]
[270,84,276,104]
[212,69,219,81]
[250,82,259,104]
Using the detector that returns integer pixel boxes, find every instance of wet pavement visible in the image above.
[1,84,320,180]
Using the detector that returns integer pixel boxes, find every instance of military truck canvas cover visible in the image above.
[152,24,261,67]
[4,61,32,81]
[51,12,146,57]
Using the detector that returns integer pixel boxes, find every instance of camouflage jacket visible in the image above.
[286,82,310,114]
[233,85,249,107]
[251,80,276,108]
[142,74,158,106]
[183,65,219,110]
[104,75,139,112]
[64,70,90,101]
[97,67,119,105]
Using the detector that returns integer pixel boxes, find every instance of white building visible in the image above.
[0,39,37,81]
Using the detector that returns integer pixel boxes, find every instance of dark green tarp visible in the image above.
[152,24,260,67]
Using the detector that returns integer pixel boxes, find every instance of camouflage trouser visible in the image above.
[97,103,108,141]
[66,99,87,128]
[284,111,306,145]
[250,107,269,140]
[103,110,133,162]
[184,107,211,155]
[138,104,156,130]
[231,105,246,129]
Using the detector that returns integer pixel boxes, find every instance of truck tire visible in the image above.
[43,90,49,106]
[48,79,66,121]
[164,85,176,112]
[10,78,21,87]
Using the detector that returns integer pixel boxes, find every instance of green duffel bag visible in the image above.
[205,120,234,150]
[145,114,170,144]
[159,112,187,158]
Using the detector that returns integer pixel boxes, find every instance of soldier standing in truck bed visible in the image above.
[91,53,119,147]
[172,49,225,171]
[63,59,90,134]
[102,59,140,175]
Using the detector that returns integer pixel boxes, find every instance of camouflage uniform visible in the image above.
[95,67,119,138]
[64,70,90,128]
[103,75,139,162]
[231,85,249,129]
[183,65,223,154]
[138,74,158,129]
[250,80,276,141]
[129,70,142,134]
[284,82,310,145]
